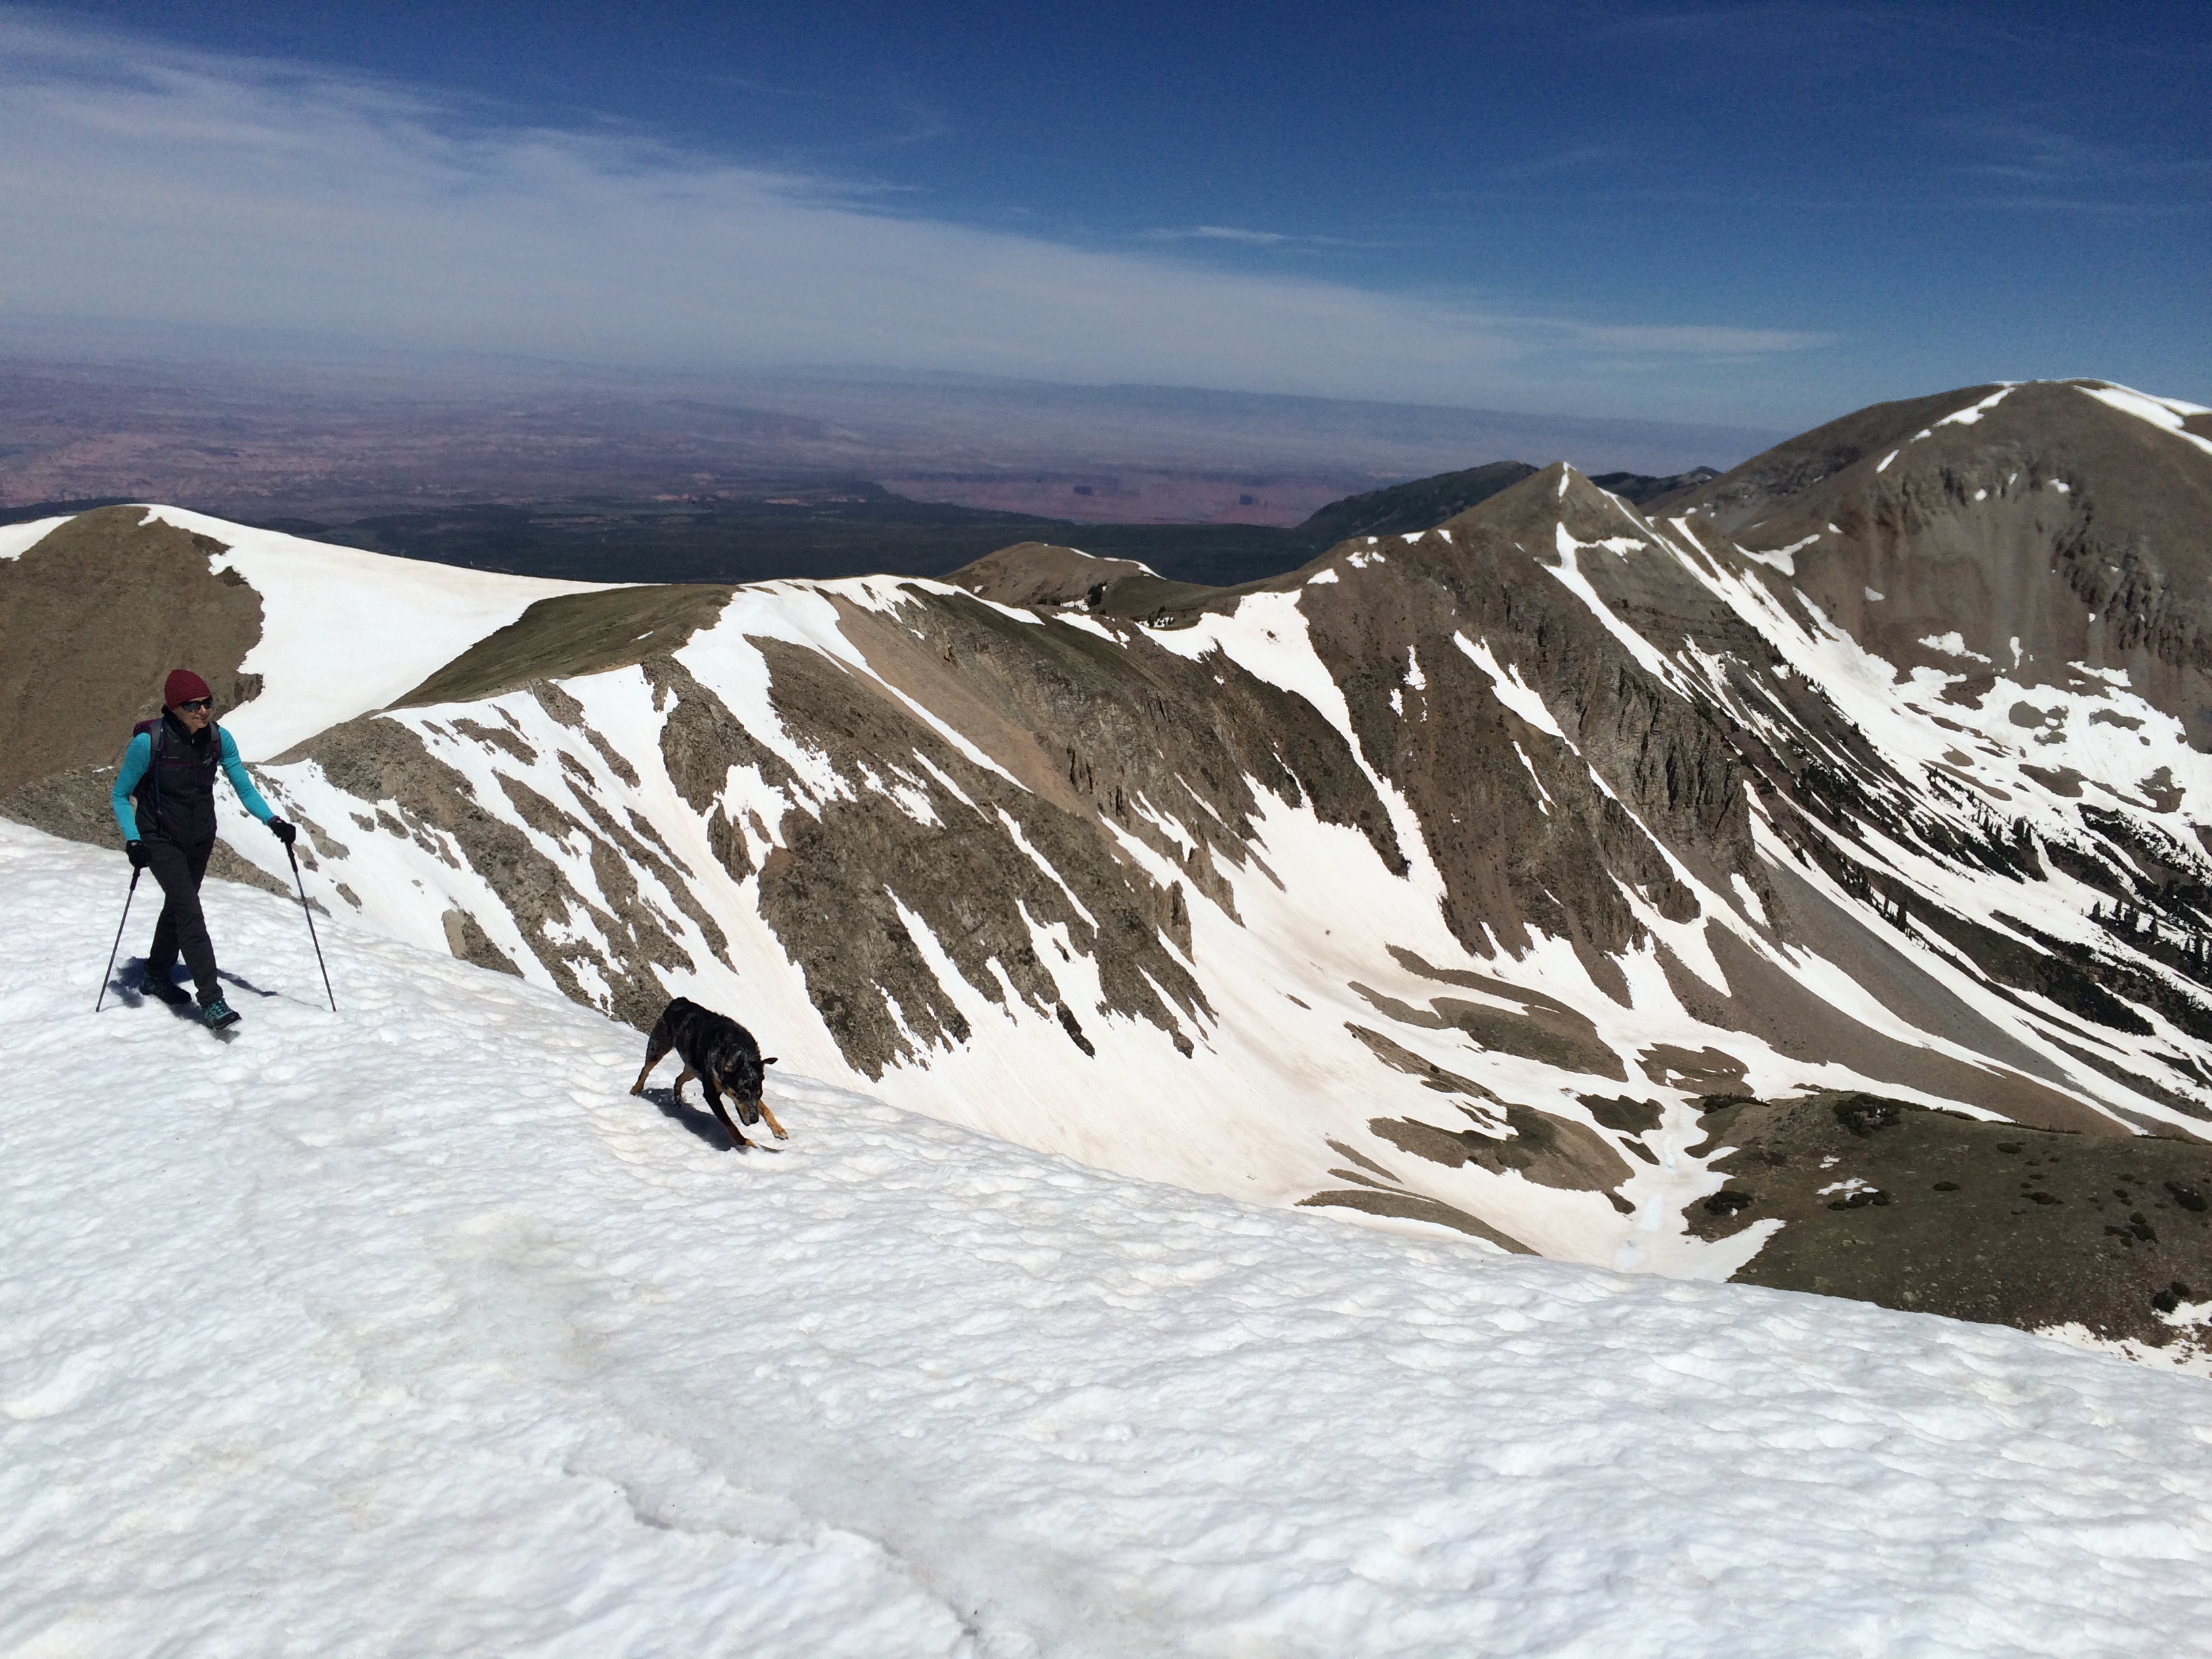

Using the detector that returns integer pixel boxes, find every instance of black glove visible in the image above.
[125,839,150,869]
[268,816,298,848]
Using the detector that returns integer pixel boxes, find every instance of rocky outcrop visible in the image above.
[300,712,689,1028]
[0,760,291,899]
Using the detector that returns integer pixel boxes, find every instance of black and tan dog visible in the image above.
[631,996,785,1149]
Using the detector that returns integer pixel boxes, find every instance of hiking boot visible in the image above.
[201,997,241,1032]
[144,975,191,1007]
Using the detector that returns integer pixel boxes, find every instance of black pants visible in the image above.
[143,836,219,1006]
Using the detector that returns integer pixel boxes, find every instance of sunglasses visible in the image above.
[176,698,213,712]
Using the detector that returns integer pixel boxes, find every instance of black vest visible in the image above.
[131,713,222,846]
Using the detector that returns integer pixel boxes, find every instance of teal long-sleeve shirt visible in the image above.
[110,725,275,840]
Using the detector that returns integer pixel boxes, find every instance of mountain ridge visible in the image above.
[9,378,2212,1354]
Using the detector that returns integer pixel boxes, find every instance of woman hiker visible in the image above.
[110,669,298,1031]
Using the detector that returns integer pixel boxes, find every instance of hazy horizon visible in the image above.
[0,340,1786,525]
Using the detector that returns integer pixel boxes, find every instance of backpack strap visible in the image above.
[131,717,166,836]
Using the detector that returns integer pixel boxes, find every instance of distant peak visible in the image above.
[943,540,1162,608]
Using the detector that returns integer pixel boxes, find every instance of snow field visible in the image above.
[141,506,607,760]
[2078,383,2212,460]
[7,823,2212,1656]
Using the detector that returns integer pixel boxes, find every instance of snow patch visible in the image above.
[1934,386,2016,428]
[1453,633,1564,738]
[1918,632,1990,663]
[0,515,73,561]
[1545,525,1683,690]
[1743,534,1818,577]
[2078,383,2212,459]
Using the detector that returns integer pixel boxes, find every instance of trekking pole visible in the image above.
[95,867,143,1012]
[285,843,337,1012]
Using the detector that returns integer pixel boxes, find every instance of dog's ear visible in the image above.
[764,1056,777,1065]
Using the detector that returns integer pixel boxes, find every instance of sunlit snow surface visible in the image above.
[0,516,73,561]
[140,506,604,759]
[6,825,2212,1657]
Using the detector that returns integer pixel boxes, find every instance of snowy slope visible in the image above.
[7,821,2212,1658]
[140,505,606,758]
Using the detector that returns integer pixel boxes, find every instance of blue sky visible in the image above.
[2,2,2205,429]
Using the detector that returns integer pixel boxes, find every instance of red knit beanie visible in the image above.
[164,668,213,709]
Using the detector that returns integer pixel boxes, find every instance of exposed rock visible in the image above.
[1368,1101,1633,1191]
[1298,1187,1534,1253]
[1349,978,1626,1080]
[642,655,797,808]
[301,714,676,1028]
[1689,1091,2212,1347]
[441,907,522,977]
[1581,1095,1665,1135]
[0,506,263,796]
[451,717,537,765]
[747,633,1208,1078]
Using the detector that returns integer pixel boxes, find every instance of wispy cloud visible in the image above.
[1480,144,1626,184]
[1938,118,2212,216]
[1139,224,1399,251]
[0,10,1826,409]
[1950,119,2211,186]
[1150,224,1297,246]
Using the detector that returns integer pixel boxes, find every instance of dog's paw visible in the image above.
[773,1126,790,1140]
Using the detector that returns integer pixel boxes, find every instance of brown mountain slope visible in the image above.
[1664,380,2212,744]
[0,506,263,796]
